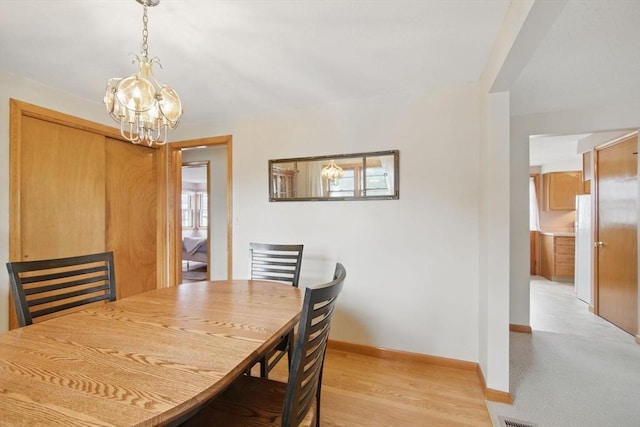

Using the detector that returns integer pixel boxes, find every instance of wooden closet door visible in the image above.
[19,116,106,260]
[105,138,158,299]
[10,101,165,329]
[595,135,638,335]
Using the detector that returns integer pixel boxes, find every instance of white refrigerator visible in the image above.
[574,194,592,304]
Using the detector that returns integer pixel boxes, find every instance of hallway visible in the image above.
[487,277,640,427]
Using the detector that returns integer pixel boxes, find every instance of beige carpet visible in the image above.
[487,278,640,427]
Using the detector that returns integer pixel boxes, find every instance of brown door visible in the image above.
[105,137,159,299]
[9,100,164,329]
[19,116,107,260]
[595,134,638,335]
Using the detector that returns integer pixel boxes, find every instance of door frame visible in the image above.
[529,173,542,276]
[167,136,233,286]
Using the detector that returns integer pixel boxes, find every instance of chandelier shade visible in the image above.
[104,0,182,146]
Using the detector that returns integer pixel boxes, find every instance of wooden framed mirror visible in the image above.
[269,150,399,201]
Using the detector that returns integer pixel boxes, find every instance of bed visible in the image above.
[182,237,208,264]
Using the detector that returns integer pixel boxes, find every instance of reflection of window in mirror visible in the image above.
[366,155,394,196]
[327,166,356,197]
[326,157,393,197]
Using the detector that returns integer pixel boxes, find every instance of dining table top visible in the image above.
[0,279,303,426]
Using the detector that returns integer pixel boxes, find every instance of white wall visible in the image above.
[0,70,111,332]
[540,158,582,174]
[171,84,483,362]
[475,0,542,393]
[478,91,511,392]
[1,70,487,365]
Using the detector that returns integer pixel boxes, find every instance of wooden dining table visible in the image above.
[0,280,302,426]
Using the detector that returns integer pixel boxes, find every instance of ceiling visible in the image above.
[529,133,589,167]
[512,0,639,167]
[0,0,510,124]
[0,1,638,163]
[182,163,207,184]
[509,0,639,117]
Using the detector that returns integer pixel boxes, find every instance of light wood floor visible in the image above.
[269,346,492,427]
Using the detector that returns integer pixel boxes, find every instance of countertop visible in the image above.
[540,231,575,237]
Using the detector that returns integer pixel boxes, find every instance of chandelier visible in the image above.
[104,0,182,146]
[321,160,344,184]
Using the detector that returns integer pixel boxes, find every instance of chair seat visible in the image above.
[183,376,316,427]
[185,263,345,427]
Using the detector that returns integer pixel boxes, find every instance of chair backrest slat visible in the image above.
[6,252,117,327]
[28,283,113,307]
[19,264,108,285]
[24,274,110,295]
[282,263,346,427]
[30,293,114,319]
[249,243,303,287]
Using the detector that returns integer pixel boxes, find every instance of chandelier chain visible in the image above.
[141,4,149,58]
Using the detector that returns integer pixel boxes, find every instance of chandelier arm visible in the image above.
[121,120,140,144]
[139,122,150,145]
[156,125,168,145]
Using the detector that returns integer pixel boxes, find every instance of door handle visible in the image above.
[594,241,605,248]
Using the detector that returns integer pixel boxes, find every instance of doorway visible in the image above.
[528,130,639,335]
[181,162,210,282]
[168,136,233,286]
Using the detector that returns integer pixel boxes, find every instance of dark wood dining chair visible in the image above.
[183,263,346,427]
[6,252,117,327]
[249,242,304,378]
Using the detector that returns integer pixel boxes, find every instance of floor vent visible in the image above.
[498,416,537,427]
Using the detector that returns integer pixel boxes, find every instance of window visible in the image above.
[181,193,194,228]
[182,191,208,230]
[197,192,208,229]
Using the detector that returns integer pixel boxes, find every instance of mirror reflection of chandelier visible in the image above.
[321,160,344,184]
[104,0,182,146]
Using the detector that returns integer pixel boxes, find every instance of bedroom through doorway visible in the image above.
[181,161,210,282]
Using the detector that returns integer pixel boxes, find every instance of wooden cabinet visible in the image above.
[540,234,553,280]
[540,234,575,282]
[543,171,583,210]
